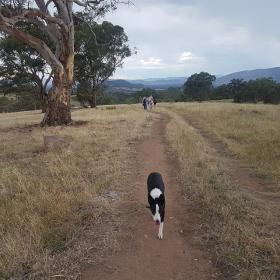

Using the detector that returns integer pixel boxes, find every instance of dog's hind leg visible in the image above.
[158,222,164,239]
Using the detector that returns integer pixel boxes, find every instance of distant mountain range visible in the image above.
[214,67,280,86]
[106,67,280,90]
[105,77,186,91]
[105,79,143,90]
[129,77,187,88]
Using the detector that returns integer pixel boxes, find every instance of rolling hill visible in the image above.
[105,79,144,90]
[106,77,186,90]
[214,67,280,86]
[129,77,186,88]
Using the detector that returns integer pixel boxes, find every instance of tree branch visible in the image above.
[0,22,63,74]
[73,0,102,7]
[34,0,50,14]
[1,8,69,33]
[73,0,132,7]
[73,13,112,47]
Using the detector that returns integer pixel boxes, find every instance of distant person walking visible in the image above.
[153,96,157,107]
[146,96,154,110]
[142,96,147,110]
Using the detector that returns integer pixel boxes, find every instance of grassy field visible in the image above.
[1,102,280,280]
[160,103,280,280]
[0,105,153,279]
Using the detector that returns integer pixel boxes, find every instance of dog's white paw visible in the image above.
[158,232,163,239]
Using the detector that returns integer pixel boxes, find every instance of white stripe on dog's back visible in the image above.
[156,204,159,213]
[150,188,162,199]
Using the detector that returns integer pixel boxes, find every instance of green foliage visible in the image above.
[0,23,52,111]
[230,78,280,104]
[263,87,280,104]
[74,15,132,107]
[182,75,280,104]
[183,72,216,101]
[210,84,233,100]
[0,96,10,113]
[76,83,113,107]
[228,79,247,103]
[0,23,51,82]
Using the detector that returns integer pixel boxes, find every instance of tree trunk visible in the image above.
[41,94,48,113]
[41,72,72,126]
[89,91,97,108]
[38,86,47,113]
[41,44,74,126]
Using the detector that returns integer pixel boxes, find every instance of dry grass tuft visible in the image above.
[0,105,153,279]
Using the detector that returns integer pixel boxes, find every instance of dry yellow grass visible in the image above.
[159,104,280,280]
[0,105,153,279]
[1,102,280,280]
[164,102,280,182]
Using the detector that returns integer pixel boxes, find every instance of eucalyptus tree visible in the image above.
[183,72,216,101]
[0,0,124,125]
[75,17,132,108]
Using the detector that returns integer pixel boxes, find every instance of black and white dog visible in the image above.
[147,172,165,239]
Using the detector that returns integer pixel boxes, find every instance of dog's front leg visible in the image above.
[158,222,164,239]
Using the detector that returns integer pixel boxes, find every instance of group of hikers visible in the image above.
[142,96,157,110]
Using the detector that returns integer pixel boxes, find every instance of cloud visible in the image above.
[140,57,163,66]
[179,52,194,62]
[179,52,204,64]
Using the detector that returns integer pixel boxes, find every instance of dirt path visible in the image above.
[184,116,280,205]
[81,113,217,280]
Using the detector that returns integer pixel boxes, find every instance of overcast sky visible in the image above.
[103,0,280,79]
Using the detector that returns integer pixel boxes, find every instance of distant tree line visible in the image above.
[183,72,280,104]
[229,78,280,104]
